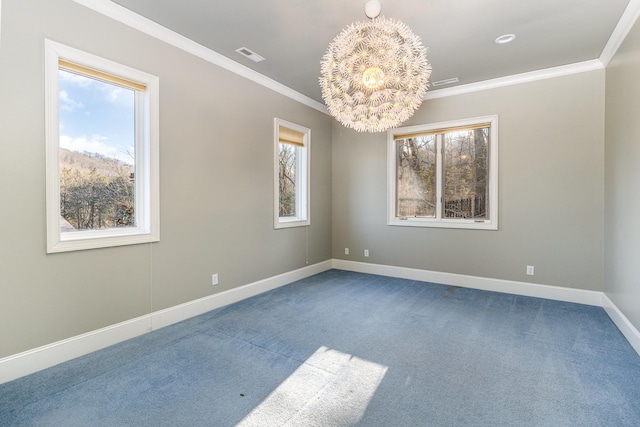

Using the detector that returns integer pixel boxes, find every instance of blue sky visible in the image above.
[58,69,135,165]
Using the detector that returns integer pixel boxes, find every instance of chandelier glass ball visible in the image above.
[319,16,431,133]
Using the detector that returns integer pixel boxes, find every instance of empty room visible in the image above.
[1,0,640,425]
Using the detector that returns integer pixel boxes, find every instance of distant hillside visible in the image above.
[59,148,133,177]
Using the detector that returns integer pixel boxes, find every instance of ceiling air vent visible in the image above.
[235,47,265,63]
[431,77,459,87]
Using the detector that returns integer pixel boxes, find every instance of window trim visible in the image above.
[274,118,310,229]
[45,39,160,253]
[387,115,498,230]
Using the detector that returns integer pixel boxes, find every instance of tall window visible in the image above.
[45,40,159,252]
[274,118,310,228]
[387,115,498,230]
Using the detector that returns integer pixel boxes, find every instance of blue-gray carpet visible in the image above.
[1,270,640,426]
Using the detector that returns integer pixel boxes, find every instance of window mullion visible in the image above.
[435,134,443,221]
[388,115,498,230]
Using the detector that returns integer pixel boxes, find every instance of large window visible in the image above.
[274,118,310,228]
[45,40,159,252]
[387,115,498,229]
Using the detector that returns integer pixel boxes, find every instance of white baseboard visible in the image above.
[150,260,333,330]
[0,314,153,385]
[0,260,333,384]
[2,259,639,384]
[601,294,640,356]
[332,259,603,306]
[332,259,640,356]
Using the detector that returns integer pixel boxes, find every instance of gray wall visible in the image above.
[0,0,332,358]
[2,0,636,361]
[332,71,605,291]
[604,18,640,331]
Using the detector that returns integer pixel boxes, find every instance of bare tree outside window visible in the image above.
[279,143,297,217]
[396,136,436,217]
[389,116,497,230]
[273,119,309,229]
[46,40,160,253]
[57,69,136,232]
[444,128,489,219]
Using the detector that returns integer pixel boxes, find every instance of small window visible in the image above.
[387,115,498,230]
[274,118,310,228]
[45,40,159,252]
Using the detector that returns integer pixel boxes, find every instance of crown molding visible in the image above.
[424,60,604,100]
[600,0,640,66]
[425,0,640,100]
[73,0,640,111]
[72,0,328,114]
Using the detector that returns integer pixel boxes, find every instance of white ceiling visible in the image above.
[110,0,632,104]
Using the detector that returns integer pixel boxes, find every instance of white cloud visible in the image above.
[99,85,133,106]
[106,86,124,103]
[60,134,133,164]
[59,70,93,88]
[59,90,84,112]
[60,69,129,105]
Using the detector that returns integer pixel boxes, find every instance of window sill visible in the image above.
[275,217,310,229]
[388,217,497,230]
[47,229,159,253]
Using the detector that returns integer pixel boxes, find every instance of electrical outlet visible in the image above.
[345,248,349,255]
[526,265,534,276]
[364,249,369,257]
[212,273,219,286]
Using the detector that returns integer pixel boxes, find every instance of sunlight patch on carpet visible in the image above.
[237,346,388,426]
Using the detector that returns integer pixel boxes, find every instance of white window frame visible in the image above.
[45,39,160,253]
[274,118,310,229]
[387,115,498,230]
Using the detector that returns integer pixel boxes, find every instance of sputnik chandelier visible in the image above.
[319,0,431,133]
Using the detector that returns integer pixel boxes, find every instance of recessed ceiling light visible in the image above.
[235,47,265,63]
[432,77,459,87]
[495,34,516,44]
